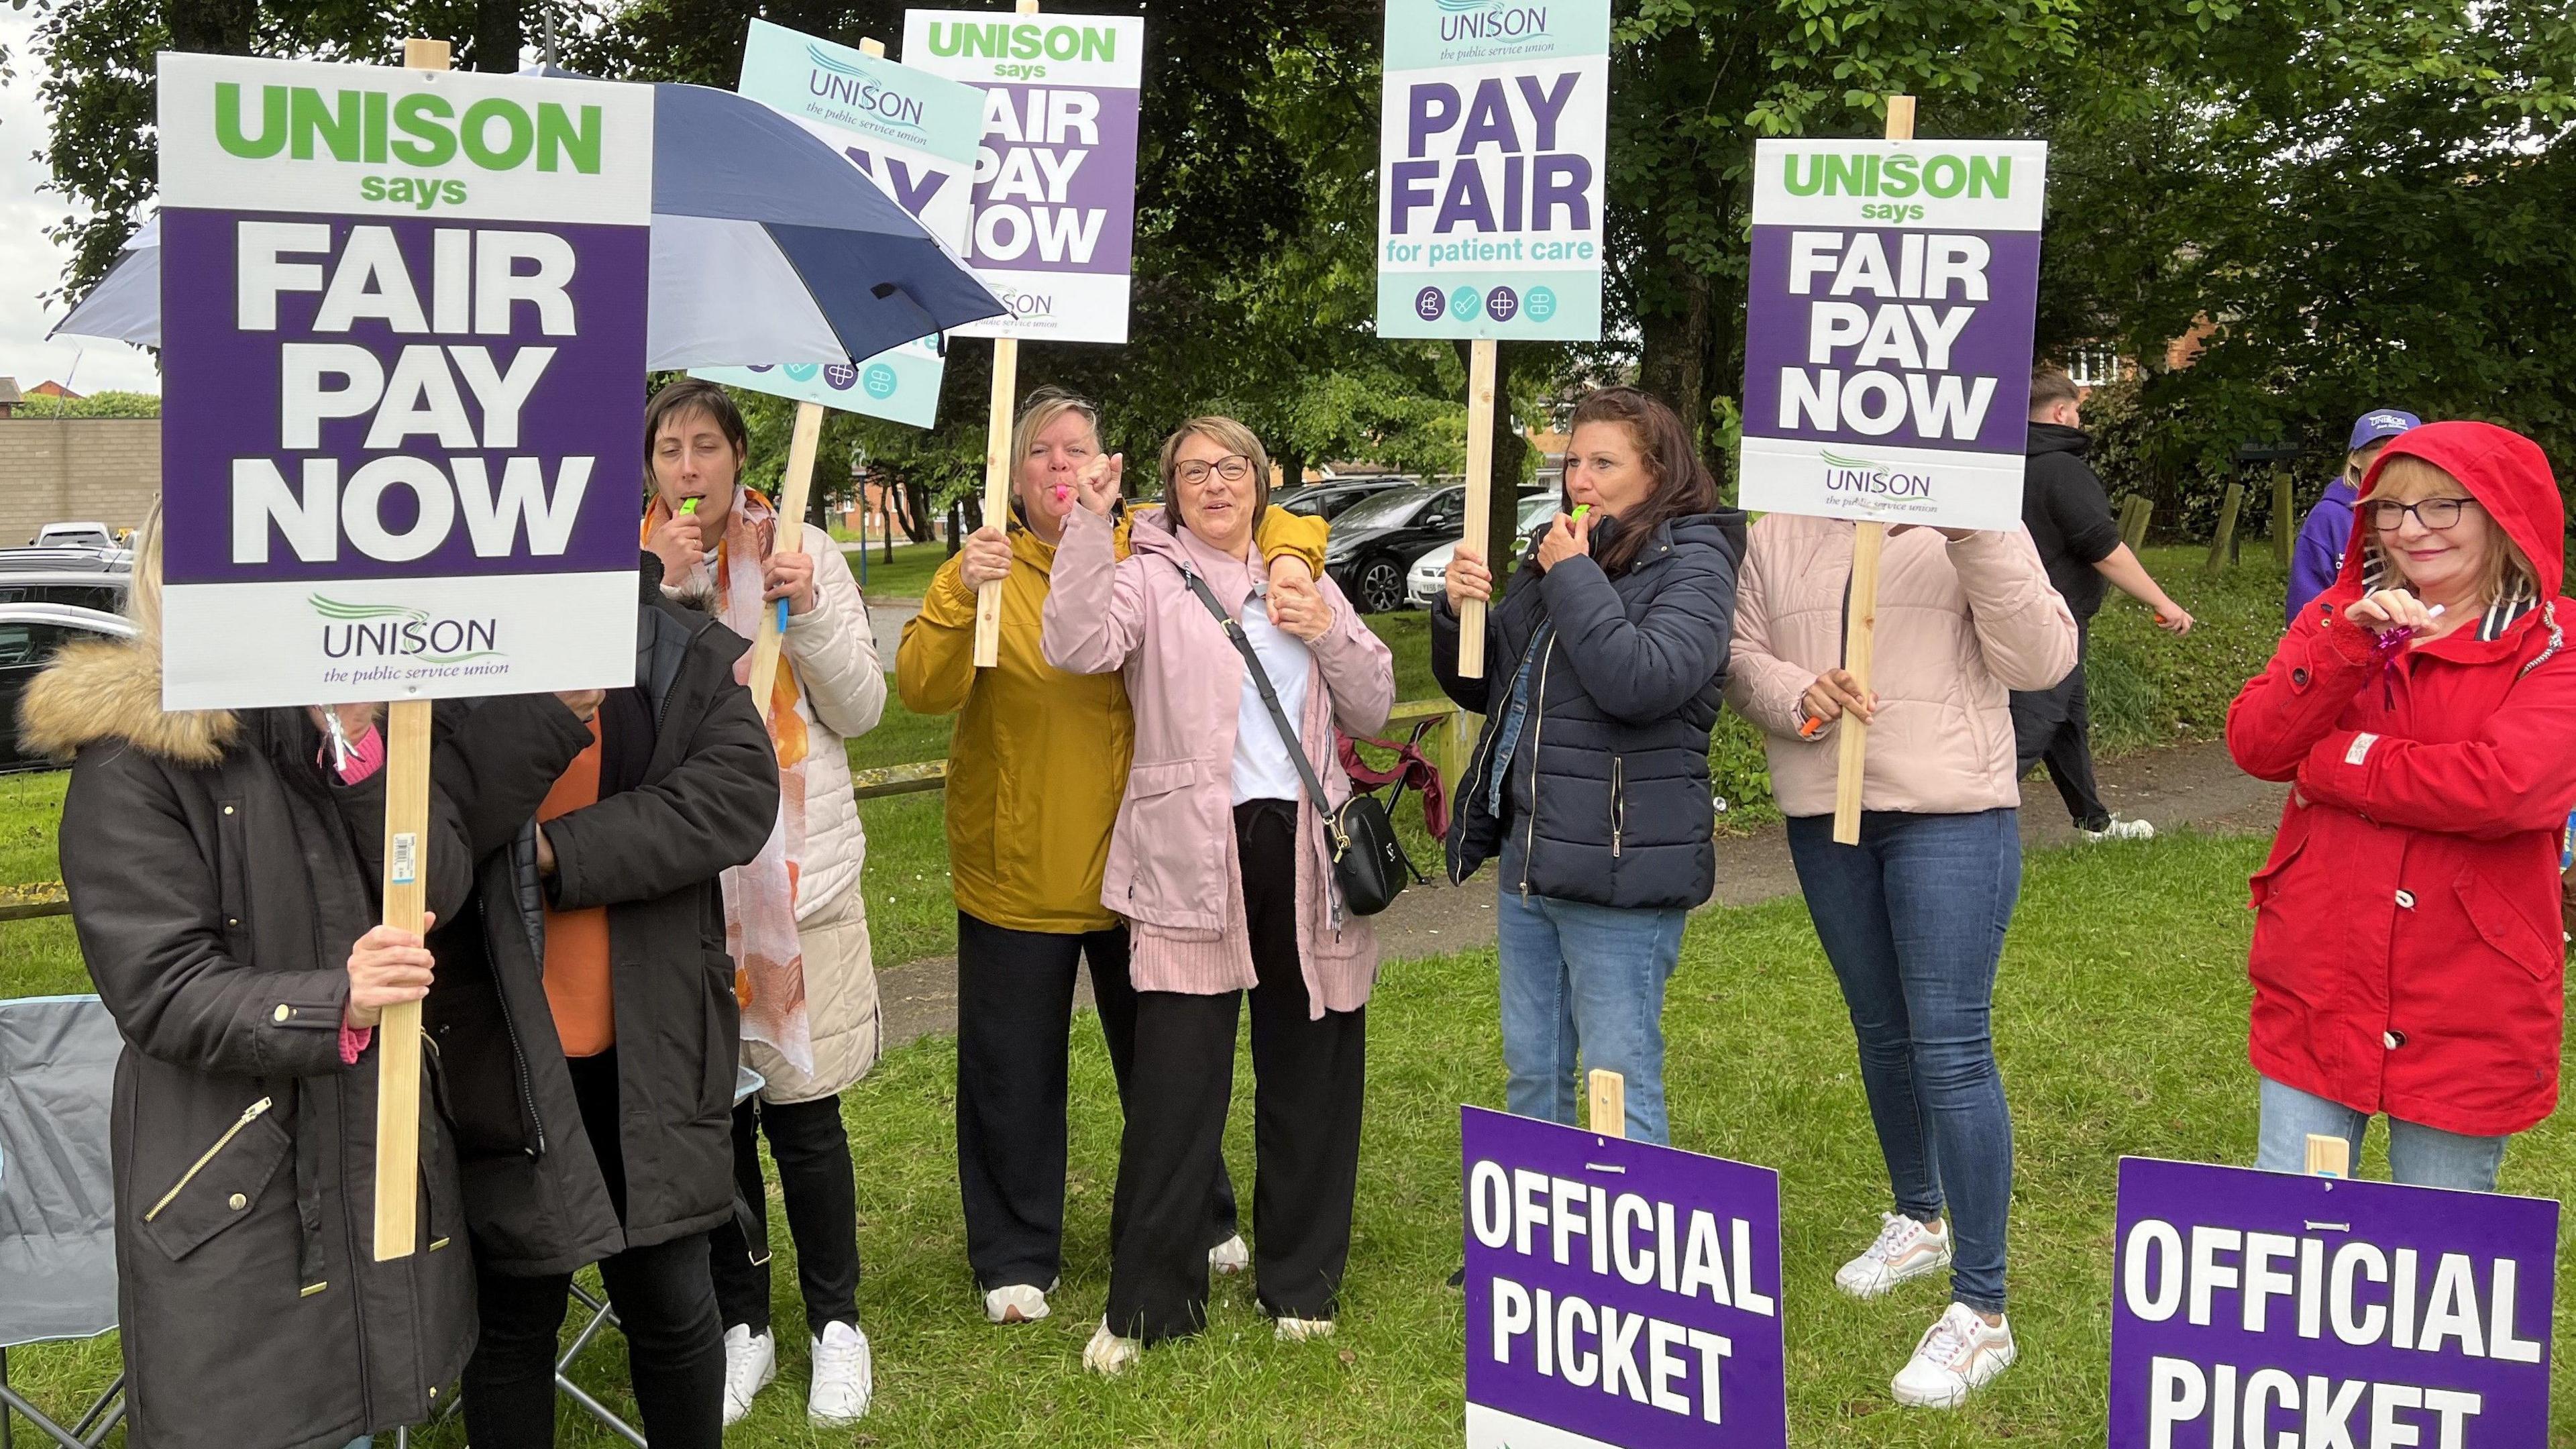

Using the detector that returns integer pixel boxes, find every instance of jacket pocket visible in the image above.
[139,1097,290,1263]
[703,953,740,1116]
[2247,814,2314,910]
[2456,869,2561,981]
[1114,757,1227,932]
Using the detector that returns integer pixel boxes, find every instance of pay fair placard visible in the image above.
[1374,0,1609,341]
[900,8,1142,344]
[693,20,985,428]
[158,54,649,710]
[1737,138,2047,531]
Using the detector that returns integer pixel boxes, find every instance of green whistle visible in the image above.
[1571,504,1591,521]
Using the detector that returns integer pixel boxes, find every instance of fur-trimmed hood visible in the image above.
[19,637,238,767]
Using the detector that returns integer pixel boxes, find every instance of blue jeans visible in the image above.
[1786,809,2020,1313]
[2255,1076,2508,1192]
[1495,888,1688,1145]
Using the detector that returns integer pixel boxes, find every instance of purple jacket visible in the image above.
[1041,502,1395,1015]
[2286,477,2357,624]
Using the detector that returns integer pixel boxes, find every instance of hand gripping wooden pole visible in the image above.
[970,0,1043,668]
[747,401,826,724]
[1456,339,1499,678]
[374,35,451,1261]
[1829,94,1915,847]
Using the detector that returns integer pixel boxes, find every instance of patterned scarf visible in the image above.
[642,487,814,1073]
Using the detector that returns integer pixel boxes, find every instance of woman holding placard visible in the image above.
[1042,415,1393,1370]
[2229,421,2576,1190]
[636,379,890,1426]
[1432,387,1743,1148]
[896,388,1327,1328]
[1726,495,2074,1407]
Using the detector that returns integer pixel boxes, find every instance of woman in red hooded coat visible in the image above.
[2228,420,2576,1190]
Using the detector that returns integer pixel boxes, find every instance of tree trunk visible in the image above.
[475,0,523,72]
[1637,271,1710,466]
[901,478,934,543]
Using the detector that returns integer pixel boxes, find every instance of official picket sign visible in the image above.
[1462,1107,1786,1448]
[1736,138,2047,531]
[156,53,649,710]
[1374,0,1609,341]
[2109,1158,2556,1449]
[692,20,983,428]
[900,8,1142,344]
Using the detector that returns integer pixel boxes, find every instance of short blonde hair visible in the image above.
[1158,415,1272,525]
[1010,388,1102,476]
[2365,453,2534,605]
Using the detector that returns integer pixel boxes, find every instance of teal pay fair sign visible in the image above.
[1374,0,1610,341]
[694,19,982,429]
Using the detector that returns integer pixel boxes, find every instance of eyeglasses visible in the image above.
[2364,497,2480,531]
[1173,455,1254,486]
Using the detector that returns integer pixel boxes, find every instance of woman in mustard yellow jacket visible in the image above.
[896,386,1326,1326]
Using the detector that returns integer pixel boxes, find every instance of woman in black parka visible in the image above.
[1432,387,1742,1146]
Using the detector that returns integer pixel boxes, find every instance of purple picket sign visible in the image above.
[2109,1157,2557,1449]
[1462,1106,1788,1448]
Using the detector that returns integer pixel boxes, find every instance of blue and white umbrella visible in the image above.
[55,78,1002,367]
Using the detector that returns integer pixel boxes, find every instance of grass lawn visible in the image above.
[839,539,957,601]
[11,831,2576,1444]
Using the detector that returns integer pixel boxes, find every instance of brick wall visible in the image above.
[0,419,160,545]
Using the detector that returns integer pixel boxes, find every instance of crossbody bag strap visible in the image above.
[1173,562,1341,834]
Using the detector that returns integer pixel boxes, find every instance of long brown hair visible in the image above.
[1566,387,1718,576]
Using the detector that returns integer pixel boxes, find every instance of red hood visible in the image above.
[2345,421,2565,600]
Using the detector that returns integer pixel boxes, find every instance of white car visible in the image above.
[1405,492,1564,608]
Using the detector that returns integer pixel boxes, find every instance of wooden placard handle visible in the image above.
[1457,339,1498,678]
[969,0,1042,667]
[2304,1132,2351,1179]
[748,401,825,722]
[1827,95,1916,848]
[1587,1069,1627,1140]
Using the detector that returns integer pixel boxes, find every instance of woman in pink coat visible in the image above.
[1042,416,1395,1373]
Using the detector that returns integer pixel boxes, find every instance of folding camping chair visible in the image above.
[0,996,127,1449]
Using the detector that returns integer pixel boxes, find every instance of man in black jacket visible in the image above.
[427,553,777,1449]
[2015,367,2194,840]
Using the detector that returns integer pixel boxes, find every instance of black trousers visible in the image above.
[1105,800,1368,1343]
[955,910,1238,1291]
[2009,620,2109,830]
[708,1094,861,1338]
[461,1049,725,1449]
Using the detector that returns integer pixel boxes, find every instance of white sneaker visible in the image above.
[983,1282,1052,1324]
[1273,1316,1335,1342]
[719,1324,776,1427]
[1835,1212,1953,1299]
[1083,1319,1141,1377]
[2080,816,2155,842]
[806,1320,872,1426]
[1208,1234,1250,1275]
[1892,1302,2017,1407]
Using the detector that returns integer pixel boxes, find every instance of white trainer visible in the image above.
[806,1320,873,1426]
[1892,1302,2017,1407]
[719,1324,776,1427]
[1083,1319,1141,1377]
[1273,1316,1335,1343]
[1835,1212,1953,1299]
[1208,1234,1250,1275]
[983,1283,1052,1324]
[2080,816,2156,843]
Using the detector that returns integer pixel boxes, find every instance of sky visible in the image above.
[0,7,160,395]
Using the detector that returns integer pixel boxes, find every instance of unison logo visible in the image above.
[806,44,928,133]
[1436,0,1550,40]
[215,83,603,173]
[1819,449,1934,498]
[312,596,506,664]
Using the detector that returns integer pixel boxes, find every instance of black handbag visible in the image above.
[1174,563,1411,916]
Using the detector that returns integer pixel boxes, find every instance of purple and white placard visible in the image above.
[1737,138,2047,531]
[157,54,650,710]
[1462,1106,1786,1448]
[2110,1157,2557,1449]
[900,9,1142,344]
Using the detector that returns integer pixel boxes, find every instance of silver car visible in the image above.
[1405,492,1564,608]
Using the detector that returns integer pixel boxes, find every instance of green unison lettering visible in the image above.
[214,83,603,174]
[924,20,1117,63]
[1780,150,2011,201]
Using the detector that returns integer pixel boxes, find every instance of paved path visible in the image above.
[863,598,918,667]
[870,739,2286,1052]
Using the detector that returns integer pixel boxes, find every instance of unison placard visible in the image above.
[693,21,983,427]
[899,8,1142,344]
[1737,138,2047,531]
[1374,0,1609,341]
[158,54,650,710]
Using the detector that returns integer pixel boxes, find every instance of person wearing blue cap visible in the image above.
[2286,409,2419,622]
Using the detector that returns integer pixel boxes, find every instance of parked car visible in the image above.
[1405,491,1566,608]
[1324,483,1483,614]
[0,548,129,614]
[1277,476,1414,523]
[0,604,136,771]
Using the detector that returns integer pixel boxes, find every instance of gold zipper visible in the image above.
[144,1096,272,1222]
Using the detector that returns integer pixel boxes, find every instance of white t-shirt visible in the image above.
[1232,581,1314,804]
